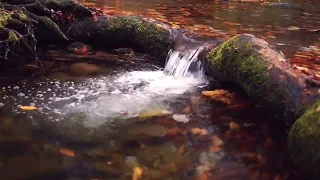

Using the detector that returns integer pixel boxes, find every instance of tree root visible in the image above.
[0,0,94,66]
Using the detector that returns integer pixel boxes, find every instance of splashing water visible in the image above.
[163,48,206,78]
[163,33,215,78]
[0,35,214,126]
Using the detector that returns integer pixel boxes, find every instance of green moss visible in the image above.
[135,20,171,58]
[8,31,18,42]
[288,100,320,180]
[109,16,142,29]
[207,35,269,99]
[108,16,171,60]
[0,9,12,27]
[17,11,28,21]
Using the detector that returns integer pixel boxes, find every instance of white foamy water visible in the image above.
[163,48,206,78]
[0,69,206,127]
[62,70,206,126]
[0,44,209,127]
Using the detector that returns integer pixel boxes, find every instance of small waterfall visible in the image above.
[163,47,206,78]
[163,33,214,78]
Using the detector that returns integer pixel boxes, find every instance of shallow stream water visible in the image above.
[0,0,317,179]
[0,47,301,180]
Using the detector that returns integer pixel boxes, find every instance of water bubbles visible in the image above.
[1,67,206,125]
[0,102,4,107]
[17,93,25,97]
[13,86,19,90]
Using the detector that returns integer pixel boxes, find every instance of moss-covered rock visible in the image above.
[64,15,175,62]
[288,100,320,180]
[206,33,314,124]
[0,9,12,27]
[207,34,269,98]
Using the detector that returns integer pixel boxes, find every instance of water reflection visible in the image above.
[79,0,320,58]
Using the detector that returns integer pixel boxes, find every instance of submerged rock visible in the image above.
[0,155,74,179]
[63,15,177,63]
[125,124,167,138]
[288,100,320,180]
[69,62,102,76]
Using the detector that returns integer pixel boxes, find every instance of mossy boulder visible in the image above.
[288,100,320,180]
[205,33,317,125]
[63,15,176,63]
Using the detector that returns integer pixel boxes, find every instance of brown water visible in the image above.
[80,0,320,78]
[0,0,318,179]
[80,0,320,54]
[0,50,302,180]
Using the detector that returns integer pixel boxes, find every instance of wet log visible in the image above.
[60,15,178,63]
[0,0,179,66]
[205,33,320,126]
[204,33,320,179]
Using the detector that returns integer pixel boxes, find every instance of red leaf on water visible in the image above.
[60,148,75,157]
[56,11,63,17]
[93,14,98,21]
[82,46,88,53]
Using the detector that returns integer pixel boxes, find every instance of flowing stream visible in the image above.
[0,36,300,179]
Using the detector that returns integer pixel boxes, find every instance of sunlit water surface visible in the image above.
[79,0,320,58]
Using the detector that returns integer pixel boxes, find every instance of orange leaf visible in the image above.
[229,121,240,132]
[182,105,192,114]
[202,89,235,104]
[166,127,183,136]
[26,64,39,68]
[212,136,224,147]
[223,21,241,26]
[190,128,208,136]
[60,148,75,157]
[20,106,37,110]
[210,145,222,152]
[132,166,144,180]
[178,145,185,155]
[274,175,283,180]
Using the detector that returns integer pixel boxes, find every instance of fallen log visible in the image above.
[204,33,320,180]
[61,15,178,63]
[205,33,320,126]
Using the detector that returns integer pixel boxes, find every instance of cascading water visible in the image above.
[163,33,214,78]
[163,47,206,78]
[0,33,215,126]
